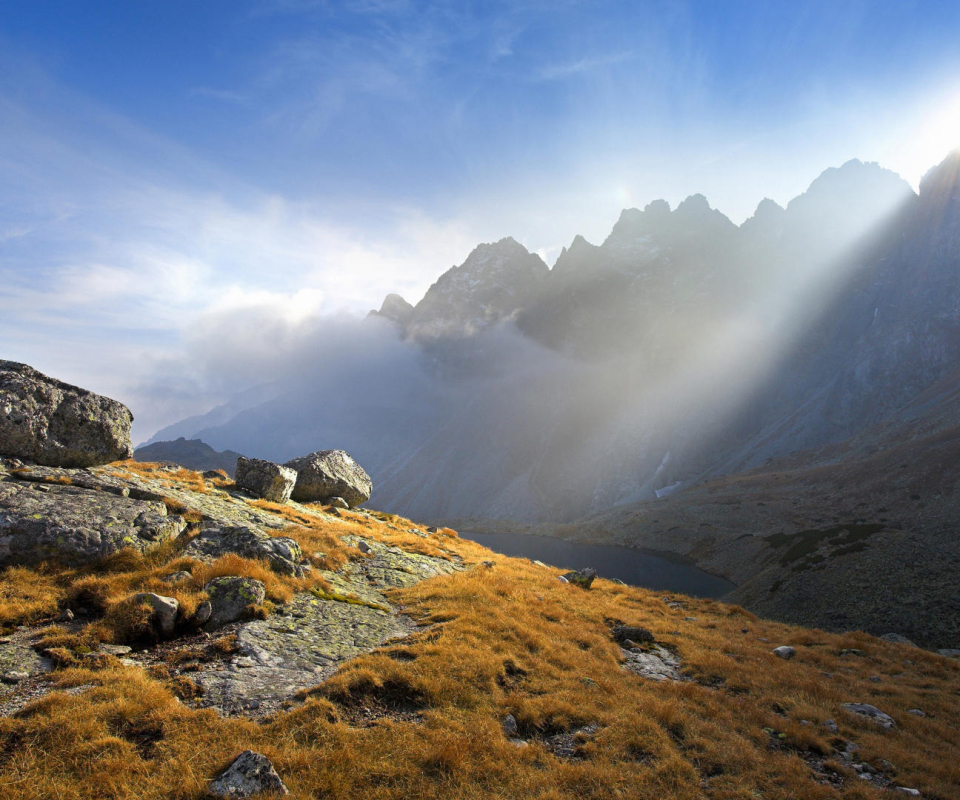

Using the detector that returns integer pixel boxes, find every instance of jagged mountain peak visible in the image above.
[788,158,913,213]
[368,293,414,326]
[552,233,601,277]
[403,236,548,340]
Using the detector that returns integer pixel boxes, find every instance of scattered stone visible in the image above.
[133,592,179,637]
[937,648,960,659]
[895,788,920,796]
[203,577,266,630]
[209,750,289,797]
[202,470,226,480]
[613,625,654,644]
[56,608,75,623]
[823,719,838,734]
[0,360,133,467]
[234,457,296,504]
[326,496,349,510]
[426,526,439,533]
[502,714,518,737]
[98,644,132,656]
[193,601,213,626]
[560,568,597,588]
[481,560,495,568]
[840,648,865,657]
[1,671,28,684]
[283,450,372,507]
[773,646,796,660]
[907,708,926,717]
[880,633,917,647]
[532,560,548,568]
[185,526,302,576]
[842,703,896,729]
[357,540,371,554]
[869,675,882,682]
[161,570,192,584]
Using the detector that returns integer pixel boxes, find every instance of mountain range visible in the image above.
[150,152,960,520]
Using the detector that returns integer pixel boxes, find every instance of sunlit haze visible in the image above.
[2,1,960,439]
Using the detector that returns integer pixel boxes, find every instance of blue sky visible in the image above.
[2,0,960,437]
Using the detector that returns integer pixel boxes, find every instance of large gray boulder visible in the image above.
[283,450,371,507]
[234,457,296,503]
[0,361,133,467]
[203,577,266,630]
[0,480,186,567]
[184,526,303,576]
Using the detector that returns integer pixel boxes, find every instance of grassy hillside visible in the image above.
[0,463,957,799]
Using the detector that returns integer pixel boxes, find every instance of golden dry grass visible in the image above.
[0,467,957,799]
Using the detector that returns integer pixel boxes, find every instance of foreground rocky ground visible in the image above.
[0,459,958,799]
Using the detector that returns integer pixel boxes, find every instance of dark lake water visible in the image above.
[460,531,735,598]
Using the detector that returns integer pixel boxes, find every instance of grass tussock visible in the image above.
[0,465,957,799]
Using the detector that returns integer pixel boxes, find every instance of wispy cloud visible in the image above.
[189,86,250,105]
[536,50,635,81]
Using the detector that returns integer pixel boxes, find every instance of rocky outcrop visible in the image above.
[0,475,186,567]
[234,457,296,503]
[184,526,303,576]
[284,450,371,507]
[209,751,289,797]
[0,361,133,467]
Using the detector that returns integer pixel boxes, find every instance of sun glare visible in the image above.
[901,89,960,186]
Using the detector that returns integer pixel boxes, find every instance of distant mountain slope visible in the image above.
[134,437,244,477]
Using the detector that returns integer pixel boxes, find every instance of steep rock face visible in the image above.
[0,361,133,467]
[405,237,548,340]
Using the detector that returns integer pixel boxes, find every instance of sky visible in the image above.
[2,0,960,439]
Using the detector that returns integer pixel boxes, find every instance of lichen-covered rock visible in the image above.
[209,750,288,797]
[0,361,133,467]
[234,457,296,503]
[203,577,266,630]
[559,568,597,588]
[0,480,185,567]
[773,646,796,660]
[185,526,303,576]
[283,450,372,507]
[133,592,179,637]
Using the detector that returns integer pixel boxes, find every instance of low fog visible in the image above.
[140,154,960,522]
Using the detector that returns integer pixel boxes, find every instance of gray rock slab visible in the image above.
[196,592,415,717]
[621,645,684,681]
[0,480,185,567]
